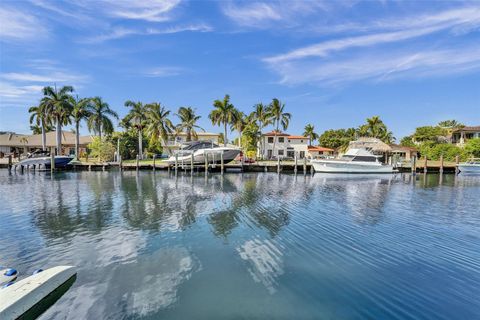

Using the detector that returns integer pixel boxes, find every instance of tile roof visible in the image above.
[287,135,307,139]
[0,131,92,147]
[308,146,334,152]
[263,131,289,137]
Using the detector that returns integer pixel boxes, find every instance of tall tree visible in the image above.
[70,96,93,159]
[124,101,147,159]
[253,103,271,158]
[209,94,238,147]
[268,98,291,158]
[175,106,203,142]
[40,85,74,155]
[303,124,318,146]
[145,102,174,150]
[87,97,118,139]
[28,104,51,151]
[232,110,247,148]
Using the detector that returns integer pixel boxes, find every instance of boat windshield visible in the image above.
[340,148,379,162]
[181,141,219,151]
[27,150,50,158]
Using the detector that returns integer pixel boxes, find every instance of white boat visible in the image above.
[458,160,480,173]
[15,150,73,168]
[0,266,76,320]
[311,148,396,173]
[165,141,241,165]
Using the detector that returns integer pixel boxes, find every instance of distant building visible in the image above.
[162,132,220,155]
[0,131,92,157]
[307,146,335,159]
[258,131,310,159]
[451,126,480,146]
[389,144,419,162]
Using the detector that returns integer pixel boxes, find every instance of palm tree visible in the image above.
[209,94,238,147]
[232,110,247,148]
[87,97,118,139]
[145,103,174,151]
[175,106,204,142]
[124,100,147,159]
[268,98,291,159]
[40,86,74,155]
[360,116,385,138]
[303,124,318,146]
[70,96,93,159]
[28,104,51,151]
[253,103,271,159]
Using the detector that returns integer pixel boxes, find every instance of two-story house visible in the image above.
[258,131,309,159]
[161,132,221,155]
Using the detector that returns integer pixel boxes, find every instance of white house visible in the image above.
[258,131,310,159]
[451,126,480,146]
[161,132,220,155]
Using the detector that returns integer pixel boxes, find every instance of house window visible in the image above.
[287,151,295,158]
[278,149,284,156]
[279,137,284,143]
[288,139,291,143]
[300,140,303,143]
[300,151,305,158]
[267,150,273,158]
[268,137,274,143]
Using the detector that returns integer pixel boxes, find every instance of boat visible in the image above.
[458,159,480,173]
[15,150,73,169]
[0,266,76,320]
[165,141,241,165]
[311,148,396,173]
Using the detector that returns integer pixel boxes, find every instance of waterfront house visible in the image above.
[451,126,480,146]
[162,132,220,155]
[346,137,392,163]
[307,146,335,159]
[389,144,419,162]
[258,131,309,159]
[0,131,92,158]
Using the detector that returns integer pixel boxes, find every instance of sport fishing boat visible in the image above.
[165,141,241,165]
[458,159,480,173]
[311,148,396,173]
[15,150,73,169]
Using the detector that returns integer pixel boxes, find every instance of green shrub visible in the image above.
[464,138,480,158]
[88,137,116,162]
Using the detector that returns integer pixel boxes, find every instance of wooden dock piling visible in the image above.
[455,155,460,175]
[153,155,156,171]
[204,152,208,174]
[277,157,281,174]
[439,155,444,174]
[8,155,12,172]
[303,157,307,175]
[50,153,55,172]
[411,155,416,175]
[191,153,194,174]
[294,154,298,174]
[175,154,179,174]
[221,152,224,174]
[136,154,139,171]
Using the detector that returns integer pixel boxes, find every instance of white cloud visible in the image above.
[84,23,212,43]
[222,1,328,28]
[265,7,480,64]
[143,67,183,78]
[0,6,48,41]
[263,6,480,86]
[270,46,480,86]
[1,72,87,83]
[101,0,182,22]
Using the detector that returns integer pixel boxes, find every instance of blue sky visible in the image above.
[0,0,479,140]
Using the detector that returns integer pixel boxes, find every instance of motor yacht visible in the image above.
[311,148,396,173]
[15,150,73,168]
[165,141,241,165]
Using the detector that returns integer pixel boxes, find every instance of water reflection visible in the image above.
[1,171,479,319]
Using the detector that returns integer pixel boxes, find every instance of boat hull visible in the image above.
[166,148,241,165]
[0,266,76,320]
[16,156,73,168]
[458,164,480,173]
[311,160,396,173]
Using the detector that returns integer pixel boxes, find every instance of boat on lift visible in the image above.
[311,148,396,173]
[165,141,241,165]
[15,150,73,169]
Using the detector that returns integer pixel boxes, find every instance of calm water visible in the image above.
[1,171,479,320]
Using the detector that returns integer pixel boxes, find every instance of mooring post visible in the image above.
[277,157,281,174]
[191,153,194,174]
[303,156,307,175]
[220,152,224,174]
[455,155,460,175]
[423,156,428,174]
[50,152,55,173]
[175,153,178,174]
[439,154,444,174]
[119,155,122,171]
[411,155,416,175]
[311,163,314,175]
[294,153,298,174]
[204,151,208,174]
[153,155,156,171]
[136,154,139,171]
[8,155,12,172]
